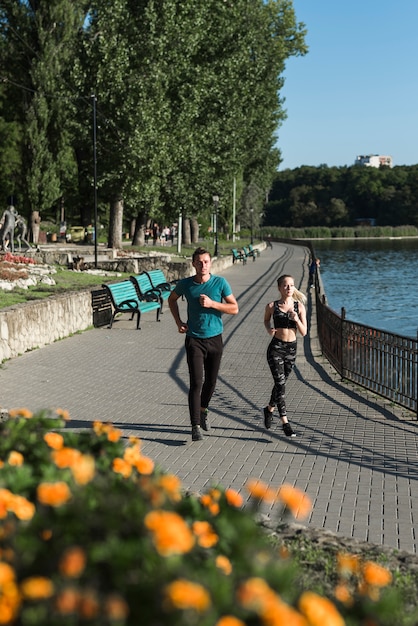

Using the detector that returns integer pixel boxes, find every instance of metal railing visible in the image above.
[314,272,418,416]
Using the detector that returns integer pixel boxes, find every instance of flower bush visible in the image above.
[0,409,402,625]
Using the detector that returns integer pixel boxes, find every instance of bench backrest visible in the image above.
[146,269,172,290]
[130,273,155,297]
[104,281,139,308]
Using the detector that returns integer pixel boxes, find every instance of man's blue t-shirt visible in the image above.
[173,274,233,338]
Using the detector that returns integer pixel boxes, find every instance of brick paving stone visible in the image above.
[1,242,417,553]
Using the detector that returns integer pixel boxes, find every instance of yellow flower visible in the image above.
[215,555,232,575]
[20,577,54,600]
[59,546,87,578]
[192,521,218,548]
[276,484,312,519]
[71,454,95,485]
[362,561,392,587]
[112,458,132,478]
[164,579,210,612]
[44,432,64,450]
[225,488,243,508]
[8,408,33,419]
[298,591,345,626]
[37,482,72,507]
[246,479,276,503]
[7,451,23,467]
[144,510,195,556]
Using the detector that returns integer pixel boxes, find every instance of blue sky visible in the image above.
[278,0,418,170]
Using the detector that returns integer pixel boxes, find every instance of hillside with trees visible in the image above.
[0,0,307,247]
[265,164,418,228]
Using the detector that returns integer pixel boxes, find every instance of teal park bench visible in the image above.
[249,244,261,258]
[129,272,169,312]
[146,269,178,294]
[103,280,161,329]
[231,248,247,264]
[243,246,256,261]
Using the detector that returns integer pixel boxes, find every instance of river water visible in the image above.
[311,238,418,339]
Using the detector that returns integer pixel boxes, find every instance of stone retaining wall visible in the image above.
[0,250,245,363]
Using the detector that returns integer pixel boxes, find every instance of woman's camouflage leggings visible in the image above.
[266,338,297,417]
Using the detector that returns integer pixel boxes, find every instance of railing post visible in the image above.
[341,307,346,379]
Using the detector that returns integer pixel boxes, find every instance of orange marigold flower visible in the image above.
[0,562,15,585]
[20,577,54,600]
[0,460,4,469]
[237,577,277,612]
[44,432,64,450]
[144,510,195,556]
[104,594,129,620]
[71,454,95,485]
[123,444,141,465]
[59,547,86,578]
[52,447,81,469]
[215,555,232,576]
[362,561,392,587]
[55,586,80,614]
[107,427,122,443]
[337,553,361,577]
[8,408,33,419]
[277,484,312,519]
[79,589,100,619]
[112,458,132,478]
[157,474,182,502]
[192,520,218,548]
[55,408,70,421]
[334,583,353,606]
[208,488,221,501]
[9,495,35,521]
[37,482,72,507]
[128,436,141,446]
[41,529,53,541]
[7,451,23,467]
[298,591,345,626]
[225,488,243,508]
[164,579,210,613]
[246,479,276,503]
[216,617,246,626]
[133,455,154,475]
[199,494,220,516]
[0,581,20,621]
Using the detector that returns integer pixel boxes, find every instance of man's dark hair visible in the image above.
[192,247,211,261]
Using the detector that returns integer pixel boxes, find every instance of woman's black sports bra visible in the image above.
[273,300,299,330]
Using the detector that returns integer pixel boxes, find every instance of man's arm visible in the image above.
[199,293,238,315]
[168,291,188,333]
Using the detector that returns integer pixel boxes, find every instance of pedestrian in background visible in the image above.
[308,257,320,288]
[263,274,307,437]
[168,247,239,441]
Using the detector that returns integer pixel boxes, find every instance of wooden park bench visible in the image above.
[231,248,247,264]
[102,280,161,329]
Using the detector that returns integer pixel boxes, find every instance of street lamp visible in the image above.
[250,208,254,245]
[212,194,219,257]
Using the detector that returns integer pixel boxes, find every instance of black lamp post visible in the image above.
[212,194,219,257]
[250,208,254,245]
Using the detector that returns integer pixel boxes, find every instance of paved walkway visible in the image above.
[1,243,417,554]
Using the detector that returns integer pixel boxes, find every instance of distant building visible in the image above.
[354,154,393,168]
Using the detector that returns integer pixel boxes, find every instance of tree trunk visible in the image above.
[183,217,191,245]
[108,196,123,249]
[190,217,199,243]
[132,211,146,246]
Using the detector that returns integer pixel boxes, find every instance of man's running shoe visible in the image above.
[263,407,273,429]
[200,409,210,431]
[283,422,296,438]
